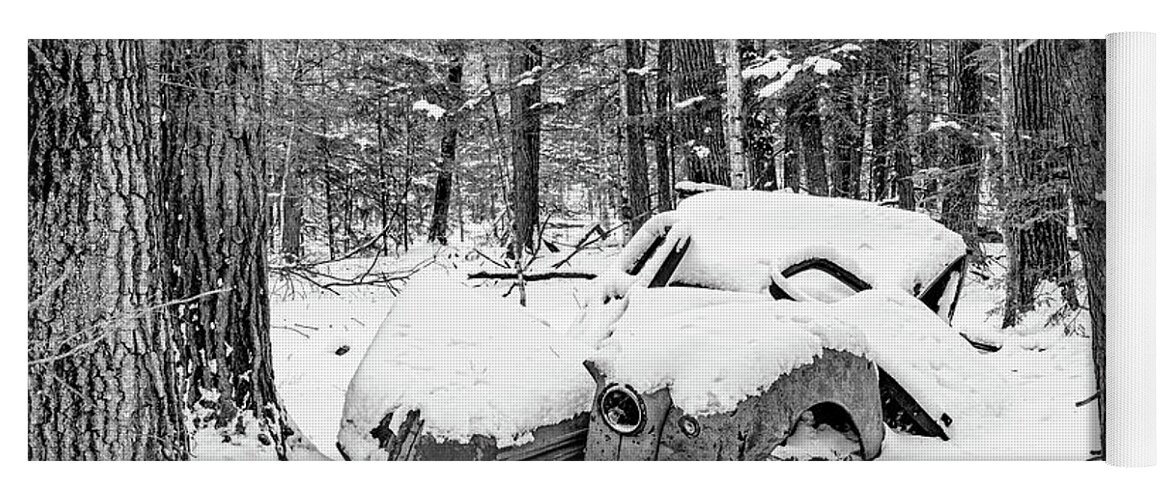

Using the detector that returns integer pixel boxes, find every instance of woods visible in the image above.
[28,38,1108,460]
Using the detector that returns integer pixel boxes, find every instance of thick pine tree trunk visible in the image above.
[622,39,651,236]
[160,39,292,458]
[28,39,188,460]
[509,40,541,254]
[1056,39,1107,456]
[671,39,729,186]
[941,40,983,248]
[428,43,464,245]
[653,40,675,210]
[999,39,1078,327]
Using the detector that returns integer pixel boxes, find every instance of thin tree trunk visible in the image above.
[885,40,915,210]
[741,40,777,191]
[941,40,983,250]
[509,40,542,255]
[1056,38,1107,458]
[28,39,188,461]
[653,39,675,210]
[724,39,748,189]
[428,42,464,245]
[796,94,828,196]
[160,39,292,458]
[870,74,891,201]
[622,39,651,237]
[781,101,803,192]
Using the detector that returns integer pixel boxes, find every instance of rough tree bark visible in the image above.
[509,40,542,254]
[28,39,188,460]
[941,40,983,249]
[1056,39,1107,457]
[883,40,915,210]
[671,39,729,186]
[999,39,1078,327]
[740,40,777,191]
[723,39,748,189]
[653,40,675,210]
[830,63,863,199]
[794,93,828,196]
[869,74,891,201]
[622,39,651,236]
[160,39,293,458]
[781,101,803,192]
[428,41,464,245]
[278,41,304,261]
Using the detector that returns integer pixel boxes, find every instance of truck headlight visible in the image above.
[599,384,646,435]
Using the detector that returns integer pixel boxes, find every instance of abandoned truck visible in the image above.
[336,190,977,461]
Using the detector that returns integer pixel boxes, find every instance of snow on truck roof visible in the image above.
[602,190,967,297]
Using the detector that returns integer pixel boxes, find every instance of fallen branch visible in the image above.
[467,271,596,282]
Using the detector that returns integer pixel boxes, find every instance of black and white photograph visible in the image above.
[24,34,1138,467]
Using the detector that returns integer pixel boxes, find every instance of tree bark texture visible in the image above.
[941,40,983,247]
[510,40,542,254]
[1055,39,1107,457]
[653,40,675,210]
[159,39,291,457]
[428,42,464,245]
[622,39,651,236]
[28,39,188,460]
[999,39,1078,327]
[671,39,729,186]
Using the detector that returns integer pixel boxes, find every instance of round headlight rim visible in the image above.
[598,383,648,436]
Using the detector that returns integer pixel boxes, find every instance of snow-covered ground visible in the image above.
[192,223,1096,461]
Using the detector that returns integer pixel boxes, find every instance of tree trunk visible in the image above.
[1056,39,1107,456]
[999,39,1078,327]
[795,94,828,196]
[741,40,777,191]
[723,39,748,189]
[780,101,802,192]
[622,39,651,236]
[869,74,891,201]
[510,40,542,255]
[428,42,464,245]
[671,39,729,185]
[653,40,675,210]
[884,40,914,210]
[831,70,862,199]
[278,42,304,262]
[160,39,292,458]
[941,40,983,249]
[28,39,188,460]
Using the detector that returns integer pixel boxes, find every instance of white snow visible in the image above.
[928,119,962,132]
[673,96,706,109]
[601,191,966,297]
[807,56,843,75]
[742,57,793,79]
[260,204,1095,462]
[411,99,446,120]
[336,269,595,460]
[588,286,865,416]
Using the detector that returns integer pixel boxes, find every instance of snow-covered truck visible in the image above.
[337,190,972,461]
